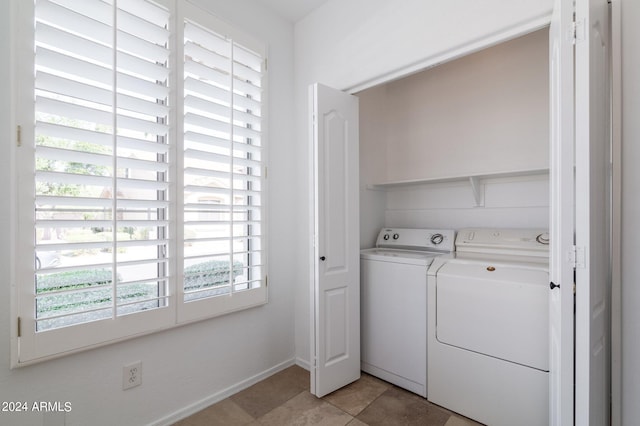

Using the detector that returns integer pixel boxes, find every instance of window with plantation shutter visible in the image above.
[15,0,267,364]
[178,5,266,322]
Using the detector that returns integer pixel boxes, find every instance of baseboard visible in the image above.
[150,358,297,426]
[295,357,310,371]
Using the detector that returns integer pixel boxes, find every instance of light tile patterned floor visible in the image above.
[172,366,484,426]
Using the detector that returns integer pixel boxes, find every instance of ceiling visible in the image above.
[255,0,329,22]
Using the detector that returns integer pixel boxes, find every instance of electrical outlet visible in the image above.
[123,361,142,390]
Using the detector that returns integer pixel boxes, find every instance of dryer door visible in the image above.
[436,261,549,371]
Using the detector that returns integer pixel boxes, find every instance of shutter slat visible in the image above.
[185,94,231,121]
[185,41,230,74]
[233,43,263,73]
[184,22,231,57]
[36,170,112,187]
[232,125,261,140]
[36,22,112,66]
[233,93,261,114]
[117,50,170,83]
[36,47,113,87]
[37,71,112,107]
[233,77,262,100]
[118,156,169,174]
[185,112,230,136]
[184,166,230,181]
[117,135,169,154]
[233,59,262,84]
[36,121,112,148]
[118,114,169,136]
[184,185,231,196]
[118,72,170,100]
[37,96,112,126]
[36,145,113,168]
[185,130,230,151]
[36,195,170,210]
[36,121,170,154]
[233,142,261,156]
[232,109,262,128]
[185,77,231,106]
[184,148,231,164]
[117,9,170,46]
[184,60,230,89]
[36,0,112,44]
[118,30,169,64]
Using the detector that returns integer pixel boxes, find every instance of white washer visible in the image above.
[428,228,550,426]
[361,228,455,397]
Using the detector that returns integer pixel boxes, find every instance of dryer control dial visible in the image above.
[536,233,550,245]
[393,233,400,240]
[383,233,390,241]
[431,233,444,245]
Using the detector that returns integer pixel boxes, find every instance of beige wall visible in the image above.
[360,29,549,183]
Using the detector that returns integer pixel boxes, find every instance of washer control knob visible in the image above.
[393,233,399,240]
[383,234,390,241]
[536,233,550,245]
[431,233,444,245]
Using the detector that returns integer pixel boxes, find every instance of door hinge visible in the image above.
[569,245,586,269]
[17,317,21,338]
[264,58,268,71]
[16,125,22,147]
[572,18,586,44]
[265,275,268,287]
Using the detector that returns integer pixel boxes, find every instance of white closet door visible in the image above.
[548,0,575,424]
[309,83,360,397]
[574,0,611,423]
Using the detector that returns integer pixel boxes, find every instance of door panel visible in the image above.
[310,83,360,397]
[548,0,576,424]
[324,111,348,273]
[574,0,611,423]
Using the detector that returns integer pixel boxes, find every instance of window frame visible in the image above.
[12,0,268,366]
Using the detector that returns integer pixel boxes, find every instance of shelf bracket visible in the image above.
[469,176,484,207]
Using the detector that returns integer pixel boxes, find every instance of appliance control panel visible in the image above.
[375,228,455,252]
[456,228,549,256]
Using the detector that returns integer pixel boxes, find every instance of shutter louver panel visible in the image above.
[18,0,268,361]
[182,18,265,304]
[33,0,171,332]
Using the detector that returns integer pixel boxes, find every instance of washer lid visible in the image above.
[360,248,438,266]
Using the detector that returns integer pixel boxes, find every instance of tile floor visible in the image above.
[172,366,484,426]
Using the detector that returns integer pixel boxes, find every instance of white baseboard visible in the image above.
[295,357,310,371]
[150,358,297,426]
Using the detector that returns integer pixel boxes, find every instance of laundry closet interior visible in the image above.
[357,28,550,246]
[351,26,554,424]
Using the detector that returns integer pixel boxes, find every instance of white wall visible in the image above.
[294,0,555,367]
[621,0,640,423]
[295,0,553,92]
[0,1,297,425]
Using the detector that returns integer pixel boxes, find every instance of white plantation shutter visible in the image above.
[16,0,267,364]
[178,3,267,322]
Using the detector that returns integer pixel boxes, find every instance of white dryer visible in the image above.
[427,228,550,426]
[361,228,455,397]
